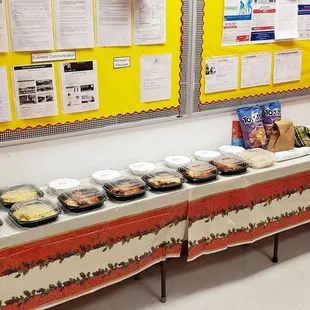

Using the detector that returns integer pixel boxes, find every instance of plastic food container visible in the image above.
[210,155,248,175]
[49,178,81,195]
[58,186,107,213]
[164,155,192,168]
[0,184,44,209]
[0,219,3,235]
[8,198,61,228]
[129,162,157,176]
[92,170,122,185]
[219,145,245,156]
[194,150,221,162]
[103,177,148,201]
[239,148,276,169]
[178,163,218,183]
[142,170,186,191]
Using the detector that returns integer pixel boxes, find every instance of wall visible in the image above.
[0,97,309,187]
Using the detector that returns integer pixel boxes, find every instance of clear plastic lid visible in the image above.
[164,155,192,168]
[129,162,157,176]
[142,170,185,188]
[194,150,221,162]
[49,178,81,193]
[58,186,106,208]
[210,155,248,172]
[10,198,60,223]
[103,177,148,198]
[92,170,122,184]
[239,148,276,169]
[0,184,44,207]
[178,163,217,180]
[219,145,245,156]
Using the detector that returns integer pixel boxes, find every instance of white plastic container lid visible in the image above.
[194,150,221,162]
[49,178,80,194]
[164,155,192,168]
[92,170,122,184]
[219,145,245,156]
[129,162,157,176]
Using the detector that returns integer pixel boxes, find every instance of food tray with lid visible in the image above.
[178,162,218,183]
[194,150,221,162]
[49,178,81,195]
[142,170,186,191]
[164,155,192,168]
[103,177,148,201]
[92,170,122,185]
[58,186,107,213]
[129,162,157,176]
[239,148,276,169]
[219,145,245,156]
[0,184,44,209]
[210,155,248,175]
[8,198,61,228]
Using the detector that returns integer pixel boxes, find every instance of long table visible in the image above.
[0,157,310,309]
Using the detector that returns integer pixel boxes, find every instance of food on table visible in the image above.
[49,178,80,195]
[10,199,60,226]
[210,155,248,175]
[129,162,157,176]
[194,150,221,162]
[262,101,281,142]
[142,171,185,190]
[91,170,122,185]
[164,155,192,168]
[178,163,218,182]
[219,145,245,156]
[239,148,276,169]
[0,184,43,207]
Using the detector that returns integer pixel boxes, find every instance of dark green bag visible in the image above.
[295,126,310,147]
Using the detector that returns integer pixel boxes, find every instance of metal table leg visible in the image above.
[271,233,279,263]
[160,261,167,303]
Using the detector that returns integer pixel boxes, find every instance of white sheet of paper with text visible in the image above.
[275,0,299,40]
[60,61,99,114]
[298,0,310,39]
[140,54,171,102]
[54,0,95,49]
[97,0,131,47]
[205,56,239,94]
[134,0,166,45]
[241,52,272,88]
[0,0,9,52]
[12,64,58,119]
[9,0,54,52]
[0,67,12,122]
[274,50,302,84]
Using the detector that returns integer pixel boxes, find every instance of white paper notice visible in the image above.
[134,0,166,45]
[140,54,171,102]
[0,0,9,52]
[241,52,272,88]
[54,0,95,49]
[0,67,12,123]
[298,0,310,39]
[274,50,302,84]
[12,64,58,119]
[60,61,99,114]
[97,0,131,47]
[275,0,299,40]
[9,0,54,52]
[205,56,239,94]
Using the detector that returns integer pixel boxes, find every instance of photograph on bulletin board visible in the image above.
[199,0,310,105]
[0,0,183,134]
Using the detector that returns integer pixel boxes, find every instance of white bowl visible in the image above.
[129,162,157,176]
[194,150,221,162]
[164,155,192,168]
[92,170,122,185]
[219,145,245,156]
[49,178,80,195]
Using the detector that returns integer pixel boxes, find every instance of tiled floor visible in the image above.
[54,224,310,310]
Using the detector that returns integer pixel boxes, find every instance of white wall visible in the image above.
[0,97,309,187]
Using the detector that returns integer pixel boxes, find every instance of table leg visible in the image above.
[160,261,167,303]
[271,233,279,263]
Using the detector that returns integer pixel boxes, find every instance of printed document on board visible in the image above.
[12,64,58,119]
[8,0,54,52]
[54,0,95,49]
[0,67,12,122]
[60,61,99,114]
[0,0,9,52]
[298,0,310,39]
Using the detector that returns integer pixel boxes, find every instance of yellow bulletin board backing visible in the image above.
[198,0,310,107]
[0,0,185,140]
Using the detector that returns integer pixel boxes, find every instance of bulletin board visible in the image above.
[0,0,187,142]
[194,0,310,112]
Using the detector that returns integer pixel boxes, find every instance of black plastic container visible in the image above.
[8,198,61,228]
[0,184,44,209]
[178,162,218,183]
[58,186,107,213]
[210,155,248,175]
[142,170,186,192]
